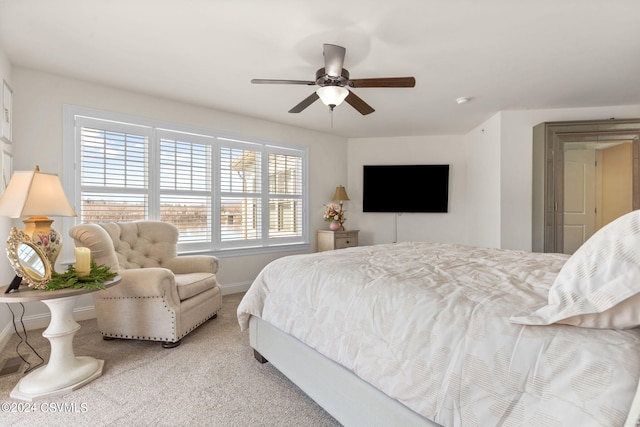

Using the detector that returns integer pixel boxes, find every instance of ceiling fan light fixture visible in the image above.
[316,86,349,108]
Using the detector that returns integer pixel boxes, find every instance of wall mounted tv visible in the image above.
[363,164,449,213]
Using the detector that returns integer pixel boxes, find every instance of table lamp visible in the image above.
[0,166,77,268]
[331,185,350,230]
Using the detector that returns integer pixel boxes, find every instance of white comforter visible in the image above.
[237,242,640,426]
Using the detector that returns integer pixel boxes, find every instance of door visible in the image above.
[563,149,596,254]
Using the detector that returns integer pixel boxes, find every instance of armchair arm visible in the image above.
[165,255,219,274]
[100,268,180,308]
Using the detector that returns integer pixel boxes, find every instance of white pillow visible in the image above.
[510,209,640,329]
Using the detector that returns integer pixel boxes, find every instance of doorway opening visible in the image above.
[532,118,640,254]
[563,140,634,254]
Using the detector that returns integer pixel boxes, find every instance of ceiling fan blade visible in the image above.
[345,91,375,115]
[349,77,416,88]
[323,44,346,78]
[289,92,320,113]
[251,79,315,85]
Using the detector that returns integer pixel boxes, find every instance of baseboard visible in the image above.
[73,305,98,322]
[0,305,96,354]
[0,322,13,355]
[220,281,251,295]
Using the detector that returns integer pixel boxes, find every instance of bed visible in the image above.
[238,211,640,426]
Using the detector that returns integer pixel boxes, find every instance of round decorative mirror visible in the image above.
[6,227,52,289]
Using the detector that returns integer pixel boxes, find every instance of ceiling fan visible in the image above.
[251,44,416,115]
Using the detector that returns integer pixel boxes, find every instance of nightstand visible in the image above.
[317,229,359,252]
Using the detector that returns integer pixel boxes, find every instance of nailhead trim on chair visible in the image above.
[175,310,219,341]
[100,311,218,342]
[98,298,219,343]
[98,295,176,340]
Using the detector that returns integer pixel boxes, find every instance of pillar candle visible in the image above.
[75,247,91,277]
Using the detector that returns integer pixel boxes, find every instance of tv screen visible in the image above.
[363,164,449,213]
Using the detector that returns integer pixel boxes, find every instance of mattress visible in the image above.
[238,241,640,426]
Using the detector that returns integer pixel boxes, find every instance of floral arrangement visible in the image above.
[323,203,345,223]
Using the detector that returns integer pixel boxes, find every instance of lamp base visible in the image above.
[22,216,62,269]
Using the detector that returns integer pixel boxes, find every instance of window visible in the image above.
[158,131,212,244]
[268,152,303,238]
[218,140,304,246]
[65,107,308,254]
[79,122,150,223]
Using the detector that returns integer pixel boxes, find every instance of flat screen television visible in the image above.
[363,164,449,213]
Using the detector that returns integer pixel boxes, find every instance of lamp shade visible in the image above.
[316,86,349,107]
[0,167,76,218]
[332,185,350,203]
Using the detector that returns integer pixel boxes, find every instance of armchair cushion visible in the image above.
[166,255,218,275]
[175,272,217,301]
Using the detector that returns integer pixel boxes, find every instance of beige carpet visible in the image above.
[0,293,341,426]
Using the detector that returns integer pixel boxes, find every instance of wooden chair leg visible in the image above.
[162,339,182,349]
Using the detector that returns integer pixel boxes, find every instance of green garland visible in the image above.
[45,260,117,291]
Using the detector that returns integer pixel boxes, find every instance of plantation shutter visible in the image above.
[219,143,262,244]
[77,118,151,223]
[268,151,303,239]
[158,130,212,246]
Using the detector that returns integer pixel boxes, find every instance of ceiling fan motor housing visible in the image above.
[316,67,350,87]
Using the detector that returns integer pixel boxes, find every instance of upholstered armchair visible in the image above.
[69,221,222,348]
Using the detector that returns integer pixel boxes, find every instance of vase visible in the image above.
[329,221,340,231]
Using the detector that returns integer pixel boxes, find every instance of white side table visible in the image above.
[0,276,121,401]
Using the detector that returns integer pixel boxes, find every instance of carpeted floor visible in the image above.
[0,292,341,426]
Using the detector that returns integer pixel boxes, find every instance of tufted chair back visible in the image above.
[69,221,179,272]
[100,221,179,271]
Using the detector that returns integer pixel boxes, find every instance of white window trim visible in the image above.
[62,104,309,263]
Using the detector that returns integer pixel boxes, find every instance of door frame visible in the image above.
[533,118,640,253]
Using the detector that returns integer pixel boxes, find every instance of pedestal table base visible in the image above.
[9,296,104,401]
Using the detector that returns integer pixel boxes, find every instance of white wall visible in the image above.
[347,135,469,246]
[347,105,640,252]
[470,105,640,251]
[500,106,640,251]
[0,46,13,342]
[466,113,502,248]
[7,66,348,326]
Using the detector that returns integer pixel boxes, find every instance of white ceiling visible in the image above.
[0,0,639,138]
